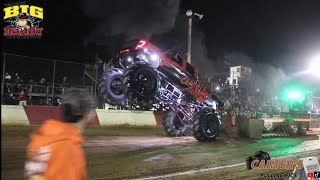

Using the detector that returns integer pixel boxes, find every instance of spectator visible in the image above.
[61,76,70,87]
[95,54,104,69]
[19,73,28,84]
[20,76,27,90]
[103,61,109,72]
[24,88,97,180]
[95,54,104,80]
[47,97,52,106]
[4,72,12,83]
[18,89,28,106]
[52,96,62,106]
[13,73,19,81]
[39,77,47,86]
[13,76,23,92]
[38,77,48,93]
[21,73,27,82]
[28,79,36,85]
[3,83,12,94]
[27,78,36,93]
[4,92,16,105]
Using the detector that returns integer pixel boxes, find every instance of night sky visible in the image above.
[2,0,320,71]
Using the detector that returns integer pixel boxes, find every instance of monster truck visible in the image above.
[99,40,225,142]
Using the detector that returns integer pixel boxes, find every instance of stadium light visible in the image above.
[287,91,302,99]
[308,55,320,78]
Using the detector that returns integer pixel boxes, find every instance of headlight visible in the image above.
[150,54,159,61]
[140,54,147,61]
[149,53,160,68]
[138,51,160,68]
[127,56,133,62]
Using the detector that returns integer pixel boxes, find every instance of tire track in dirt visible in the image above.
[133,151,320,180]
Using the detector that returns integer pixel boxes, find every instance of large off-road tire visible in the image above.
[98,69,126,105]
[193,109,221,142]
[286,122,299,136]
[123,63,160,102]
[163,110,189,137]
[297,122,307,135]
[277,122,307,136]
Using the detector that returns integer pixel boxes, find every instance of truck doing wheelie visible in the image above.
[99,40,224,142]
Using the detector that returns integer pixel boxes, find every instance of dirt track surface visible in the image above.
[84,136,198,153]
[83,135,320,180]
[2,126,320,180]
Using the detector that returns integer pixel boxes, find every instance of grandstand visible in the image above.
[2,53,319,114]
[1,53,96,106]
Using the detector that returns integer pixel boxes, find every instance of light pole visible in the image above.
[186,10,203,64]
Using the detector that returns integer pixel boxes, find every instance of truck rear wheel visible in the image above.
[286,122,307,136]
[287,123,299,136]
[193,109,221,142]
[297,122,307,135]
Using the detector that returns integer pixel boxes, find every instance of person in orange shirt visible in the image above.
[24,88,97,180]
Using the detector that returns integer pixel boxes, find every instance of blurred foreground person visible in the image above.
[24,88,97,180]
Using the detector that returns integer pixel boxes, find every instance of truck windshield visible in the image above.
[121,39,140,50]
[186,63,195,76]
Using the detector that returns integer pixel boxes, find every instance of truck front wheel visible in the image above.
[123,64,160,102]
[193,109,221,142]
[99,69,126,105]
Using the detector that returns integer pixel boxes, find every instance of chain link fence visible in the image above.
[1,53,97,106]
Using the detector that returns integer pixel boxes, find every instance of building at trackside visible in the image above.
[228,66,252,88]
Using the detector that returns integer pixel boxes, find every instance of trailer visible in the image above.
[262,112,320,136]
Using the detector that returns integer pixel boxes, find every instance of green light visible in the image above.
[287,92,301,99]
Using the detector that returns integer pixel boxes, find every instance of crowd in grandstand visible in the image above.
[0,72,292,114]
[214,83,319,115]
[2,71,318,115]
[2,72,70,106]
[205,77,287,116]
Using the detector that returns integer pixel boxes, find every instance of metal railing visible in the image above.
[1,83,93,105]
[1,53,98,104]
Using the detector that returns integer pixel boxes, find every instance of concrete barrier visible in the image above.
[1,105,29,125]
[222,115,234,134]
[2,106,259,131]
[97,109,157,126]
[154,111,164,125]
[235,115,264,139]
[1,105,158,126]
[24,106,62,125]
